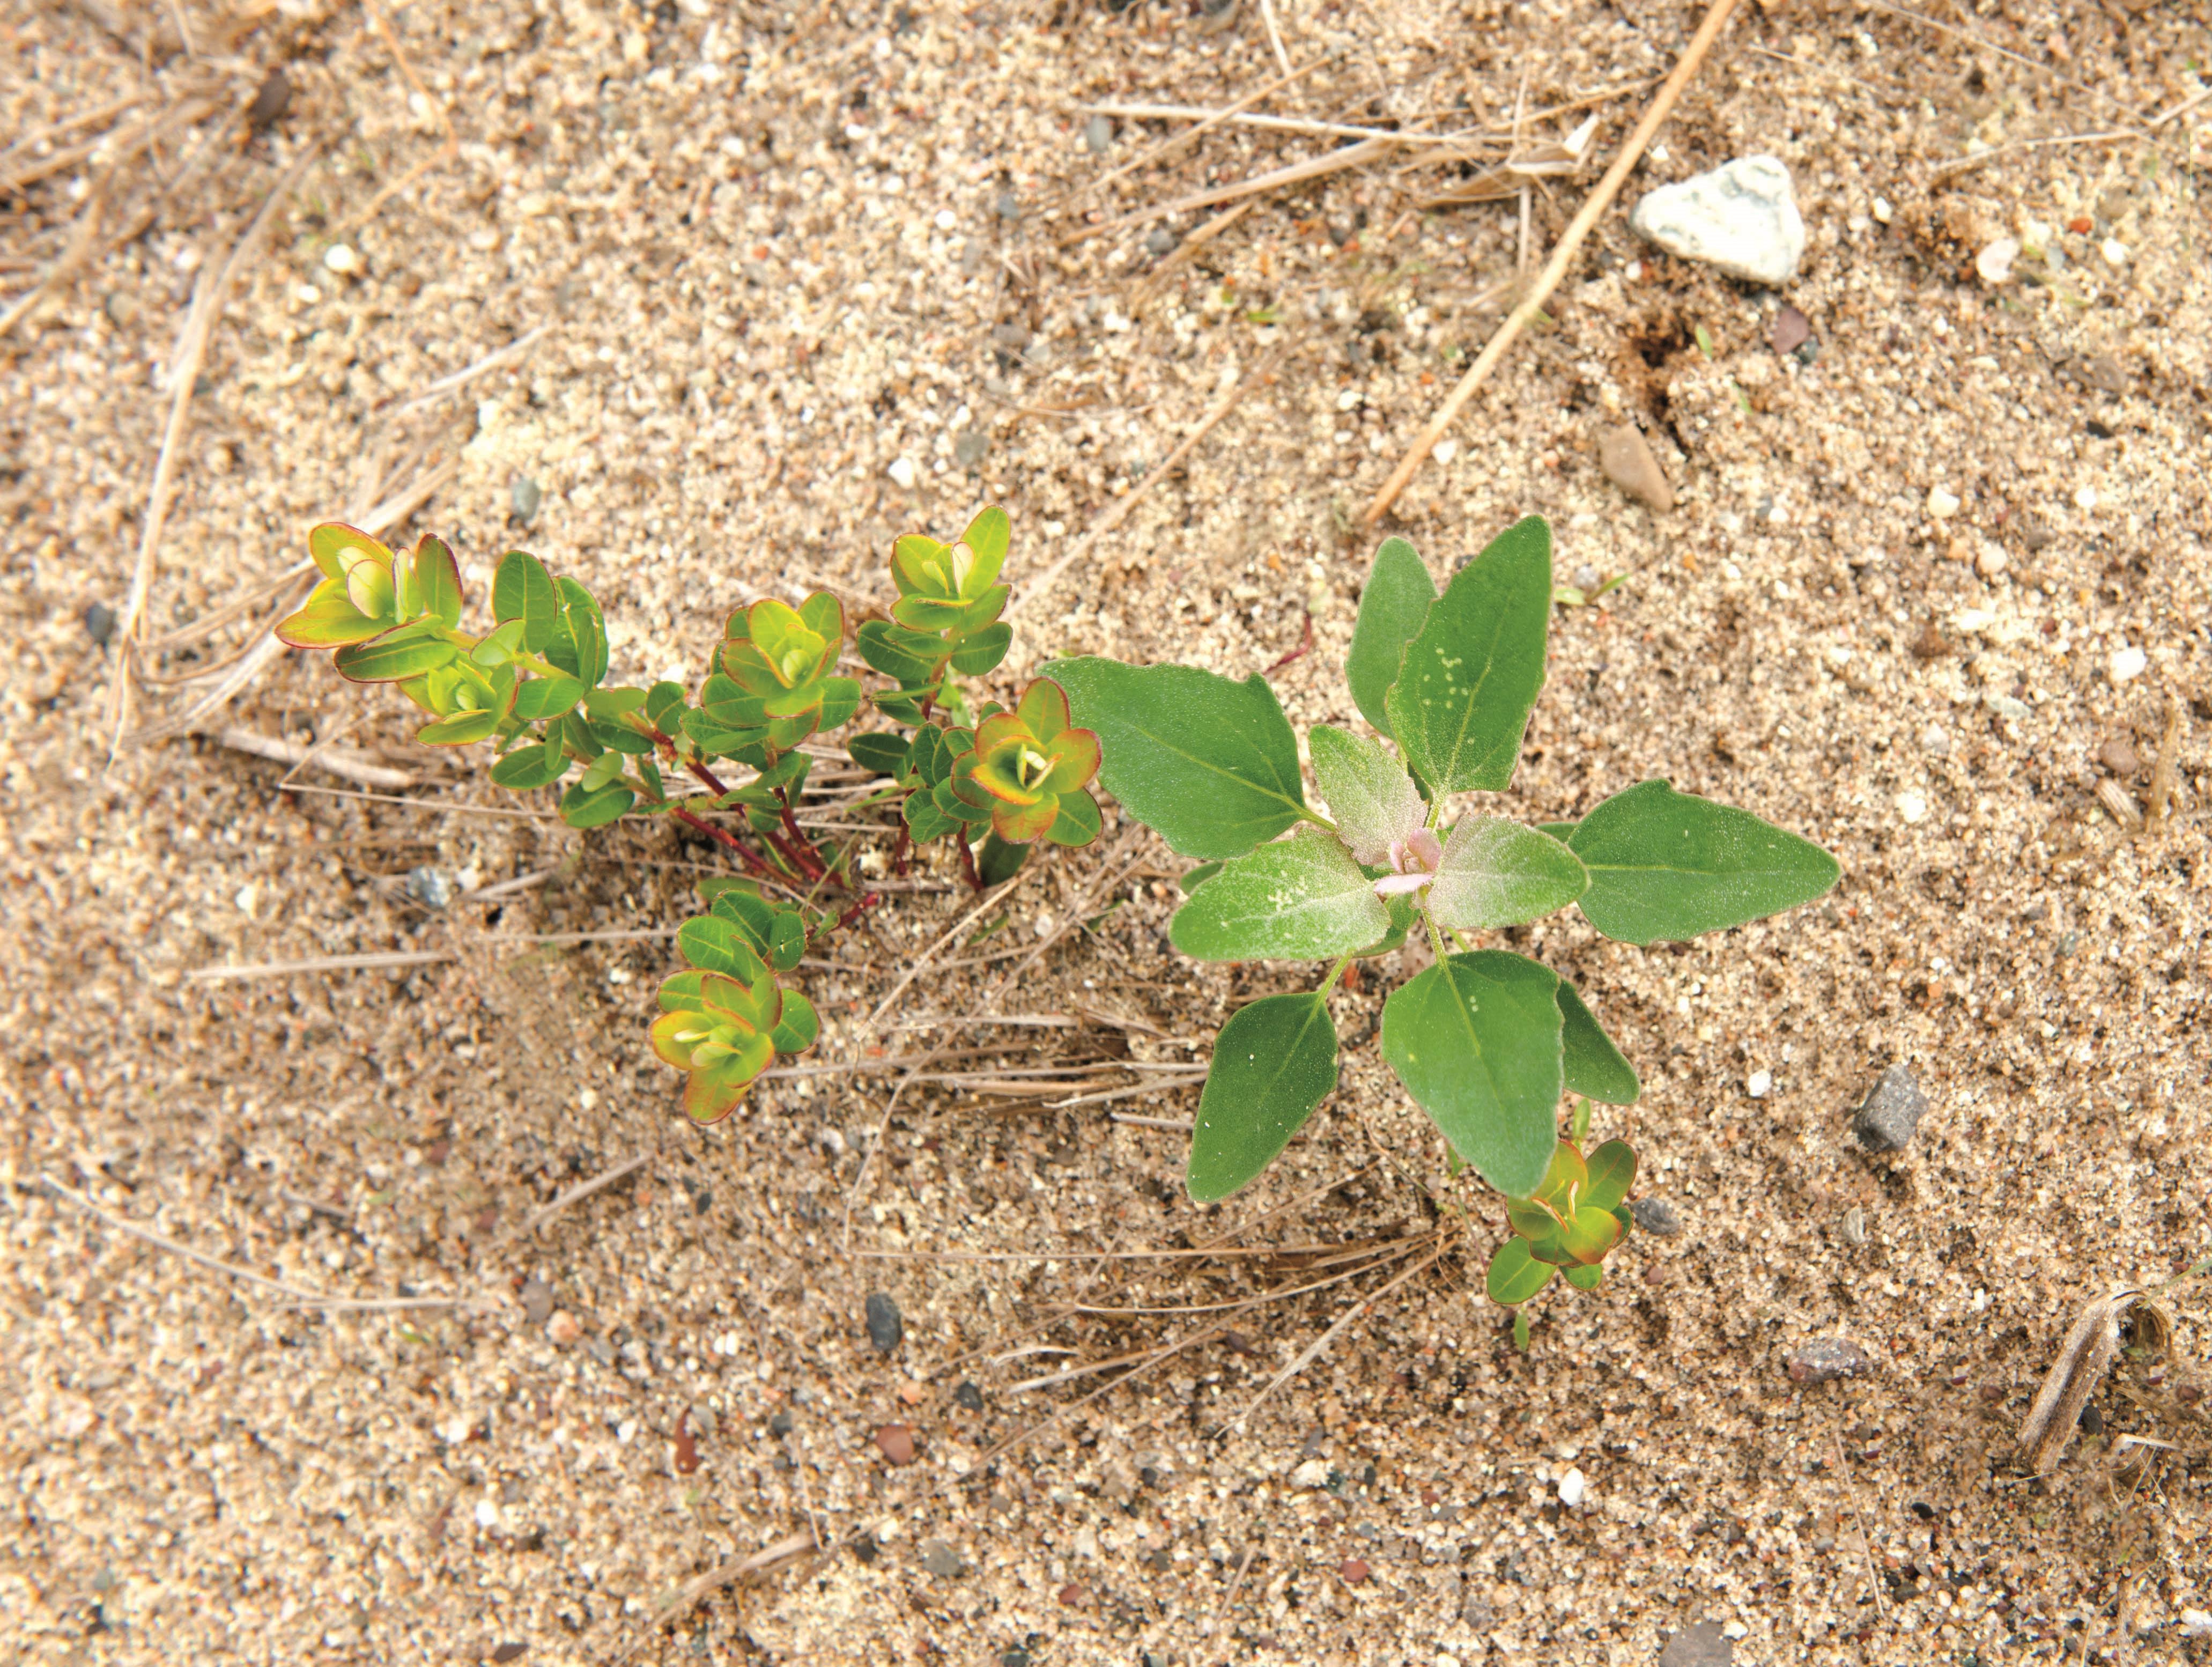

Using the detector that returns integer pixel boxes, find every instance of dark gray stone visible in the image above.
[1787,1336,1872,1386]
[768,1408,794,1436]
[520,1277,554,1325]
[83,602,116,646]
[864,1290,904,1354]
[953,1380,984,1411]
[954,430,989,469]
[511,475,543,525]
[1658,1619,1732,1666]
[1852,1064,1927,1153]
[918,1538,964,1577]
[1144,227,1178,257]
[1630,1197,1683,1237]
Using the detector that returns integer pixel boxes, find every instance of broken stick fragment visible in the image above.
[2017,1286,2137,1475]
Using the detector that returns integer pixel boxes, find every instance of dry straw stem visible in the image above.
[2146,698,2184,829]
[106,147,321,754]
[1365,0,1743,523]
[0,171,110,340]
[1067,136,1396,250]
[213,725,418,790]
[2018,1286,2137,1475]
[502,1153,652,1244]
[1078,51,1340,203]
[605,1528,819,1665]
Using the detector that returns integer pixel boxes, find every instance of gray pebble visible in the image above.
[990,321,1032,351]
[1851,1064,1926,1153]
[1572,563,1602,592]
[83,602,116,647]
[918,1538,964,1577]
[954,430,989,469]
[686,1403,717,1439]
[953,1380,984,1411]
[1084,115,1114,154]
[521,1277,554,1325]
[511,475,543,525]
[103,291,137,329]
[958,239,985,275]
[406,866,458,909]
[1629,1197,1683,1237]
[864,1290,904,1354]
[1658,1619,1733,1666]
[1787,1336,1871,1385]
[1144,227,1178,257]
[995,191,1021,221]
[768,1408,794,1435]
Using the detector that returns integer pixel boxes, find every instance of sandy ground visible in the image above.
[4,0,2211,1662]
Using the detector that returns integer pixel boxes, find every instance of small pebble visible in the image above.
[1745,1069,1772,1099]
[2074,484,2099,512]
[1974,238,2019,284]
[864,1291,904,1353]
[1629,1197,1682,1237]
[1787,1336,1872,1385]
[1598,423,1674,511]
[2107,645,2146,684]
[918,1537,962,1576]
[1429,438,1458,464]
[1556,1467,1587,1508]
[1339,1557,1370,1584]
[511,476,543,525]
[83,602,116,646]
[322,242,359,275]
[995,191,1021,220]
[1852,1064,1927,1153]
[1629,155,1804,285]
[546,1309,582,1345]
[875,1423,916,1465]
[520,1277,554,1325]
[103,291,138,328]
[2097,737,2141,776]
[1976,544,2007,579]
[406,866,458,909]
[768,1408,794,1436]
[1144,227,1177,256]
[1084,115,1114,154]
[246,67,291,130]
[934,209,957,231]
[2100,238,2127,268]
[954,430,989,469]
[1925,486,1961,520]
[887,456,918,489]
[1769,304,1810,355]
[1920,725,1950,755]
[1572,563,1601,592]
[953,1381,985,1411]
[1893,790,1927,825]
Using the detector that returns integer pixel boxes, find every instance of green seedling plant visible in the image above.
[1046,517,1839,1334]
[276,506,1100,1124]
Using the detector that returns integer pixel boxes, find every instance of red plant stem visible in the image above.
[888,822,912,876]
[671,806,777,879]
[956,833,983,894]
[833,890,882,933]
[775,792,824,877]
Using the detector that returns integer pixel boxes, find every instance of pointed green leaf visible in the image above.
[1426,817,1587,932]
[848,732,912,778]
[960,504,1011,584]
[1170,825,1389,962]
[492,550,561,652]
[513,674,586,722]
[1188,991,1338,1201]
[1308,723,1424,867]
[415,708,500,746]
[412,535,464,628]
[1380,949,1562,1198]
[1486,1237,1556,1305]
[1043,657,1306,859]
[1556,979,1640,1104]
[551,577,609,688]
[1346,536,1437,740]
[1384,515,1551,794]
[1582,1140,1636,1213]
[1566,779,1841,945]
[308,523,387,582]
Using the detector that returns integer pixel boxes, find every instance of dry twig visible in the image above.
[213,726,418,790]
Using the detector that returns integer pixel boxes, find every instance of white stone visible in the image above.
[1747,1069,1772,1099]
[2181,1609,2212,1639]
[2074,484,2098,512]
[934,209,956,231]
[887,456,917,489]
[1871,194,1893,224]
[2109,645,2147,683]
[1926,486,1961,520]
[1629,157,1806,285]
[1974,238,2019,284]
[475,1499,499,1529]
[2101,238,2128,268]
[1976,544,2008,578]
[1290,1458,1331,1489]
[1556,1467,1587,1508]
[1895,790,1928,825]
[1430,438,1458,464]
[322,242,358,275]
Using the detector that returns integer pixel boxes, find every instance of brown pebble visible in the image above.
[1598,424,1675,511]
[546,1310,582,1345]
[1340,1557,1371,1584]
[876,1423,916,1465]
[1911,620,1949,660]
[1770,304,1811,355]
[2097,736,2141,776]
[897,1381,926,1405]
[1058,1583,1085,1605]
[672,1410,700,1475]
[1788,1336,1873,1385]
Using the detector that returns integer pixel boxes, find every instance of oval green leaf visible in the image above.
[1582,1139,1636,1213]
[1566,779,1841,945]
[1563,1263,1605,1291]
[332,630,458,683]
[1345,536,1436,740]
[770,987,819,1055]
[1188,991,1338,1201]
[678,916,768,982]
[493,549,561,652]
[1044,787,1102,848]
[1384,515,1551,794]
[1170,825,1388,962]
[552,577,609,688]
[1380,949,1562,1198]
[1426,816,1587,932]
[1044,657,1306,859]
[559,778,633,828]
[847,732,912,778]
[489,741,569,791]
[276,578,387,647]
[1556,979,1640,1104]
[415,708,500,746]
[1485,1237,1556,1305]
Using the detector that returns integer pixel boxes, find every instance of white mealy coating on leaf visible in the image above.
[1308,724,1424,868]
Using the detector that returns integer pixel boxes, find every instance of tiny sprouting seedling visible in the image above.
[275,506,1100,1123]
[1047,517,1839,1327]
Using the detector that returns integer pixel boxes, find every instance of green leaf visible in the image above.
[1188,992,1338,1201]
[1485,1237,1556,1305]
[489,741,569,791]
[1043,787,1102,848]
[559,778,633,828]
[949,622,1012,676]
[411,535,464,629]
[1425,817,1587,932]
[589,717,656,756]
[856,619,946,684]
[276,578,387,647]
[816,677,863,731]
[904,793,959,843]
[415,708,500,746]
[1170,825,1388,962]
[847,732,912,777]
[333,630,459,683]
[512,674,586,722]
[1044,657,1306,859]
[1380,950,1563,1198]
[1562,1203,1623,1264]
[1308,723,1424,867]
[1345,536,1437,740]
[1563,1263,1604,1291]
[678,916,770,981]
[771,987,819,1054]
[583,685,648,718]
[975,831,1030,886]
[552,578,609,688]
[1384,515,1551,794]
[1565,779,1841,945]
[1582,1140,1636,1213]
[492,550,561,652]
[1179,861,1223,896]
[1556,979,1640,1104]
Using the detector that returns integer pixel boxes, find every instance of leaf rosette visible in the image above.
[955,677,1102,846]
